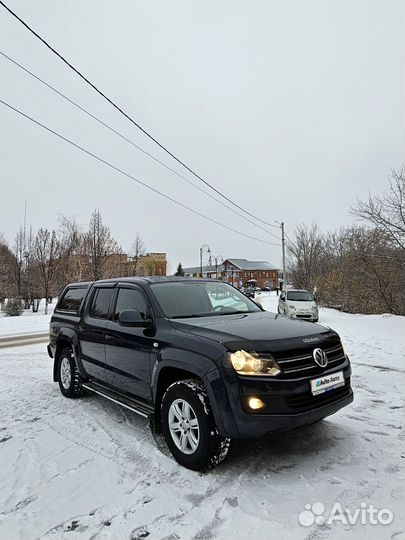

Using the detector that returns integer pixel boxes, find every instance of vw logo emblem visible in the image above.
[313,347,328,368]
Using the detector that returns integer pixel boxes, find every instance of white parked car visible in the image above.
[278,289,319,322]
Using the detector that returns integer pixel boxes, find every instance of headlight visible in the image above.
[312,306,318,312]
[289,304,296,310]
[229,350,281,376]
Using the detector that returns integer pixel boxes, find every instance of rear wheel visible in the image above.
[161,379,230,470]
[57,347,82,398]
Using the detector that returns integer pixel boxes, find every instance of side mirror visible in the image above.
[118,309,151,328]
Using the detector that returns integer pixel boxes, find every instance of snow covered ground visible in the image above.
[0,299,54,337]
[0,293,404,540]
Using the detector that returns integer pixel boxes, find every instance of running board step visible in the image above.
[82,382,154,419]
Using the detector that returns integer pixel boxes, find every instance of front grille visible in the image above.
[295,314,312,319]
[276,343,346,379]
[285,378,351,413]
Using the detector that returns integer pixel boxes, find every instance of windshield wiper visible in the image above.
[216,310,256,316]
[171,310,258,319]
[171,313,214,319]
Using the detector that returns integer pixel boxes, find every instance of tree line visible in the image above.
[287,169,405,315]
[0,209,146,315]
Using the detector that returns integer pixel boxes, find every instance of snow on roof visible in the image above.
[225,259,278,271]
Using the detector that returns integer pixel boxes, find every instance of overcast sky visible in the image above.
[0,0,404,271]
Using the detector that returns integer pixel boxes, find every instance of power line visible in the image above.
[0,97,281,247]
[284,232,295,246]
[0,49,282,242]
[0,0,281,231]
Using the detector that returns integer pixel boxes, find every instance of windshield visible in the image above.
[150,281,262,319]
[286,291,314,302]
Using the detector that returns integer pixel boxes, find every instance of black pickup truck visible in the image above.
[48,277,353,470]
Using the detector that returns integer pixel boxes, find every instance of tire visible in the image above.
[161,379,230,471]
[57,347,83,398]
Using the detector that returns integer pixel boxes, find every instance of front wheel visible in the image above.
[161,379,230,470]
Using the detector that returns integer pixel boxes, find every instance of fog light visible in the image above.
[248,397,265,410]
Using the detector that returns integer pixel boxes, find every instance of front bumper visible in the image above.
[289,311,318,321]
[223,359,353,438]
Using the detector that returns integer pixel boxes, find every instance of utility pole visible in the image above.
[281,221,286,289]
[199,244,210,278]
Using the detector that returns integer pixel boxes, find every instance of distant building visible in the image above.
[99,252,167,278]
[122,252,167,277]
[222,259,279,289]
[136,252,167,277]
[182,265,220,279]
[181,258,279,289]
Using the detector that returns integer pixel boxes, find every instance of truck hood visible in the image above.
[169,311,334,351]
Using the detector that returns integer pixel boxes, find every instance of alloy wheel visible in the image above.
[60,357,71,389]
[168,398,200,455]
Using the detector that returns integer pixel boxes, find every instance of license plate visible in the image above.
[311,371,344,396]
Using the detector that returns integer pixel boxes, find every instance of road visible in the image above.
[0,295,404,540]
[0,332,48,349]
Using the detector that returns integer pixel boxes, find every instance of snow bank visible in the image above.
[0,299,54,337]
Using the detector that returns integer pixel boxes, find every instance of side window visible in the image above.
[89,288,114,319]
[58,287,87,313]
[114,288,150,321]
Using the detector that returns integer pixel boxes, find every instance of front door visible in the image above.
[105,285,154,400]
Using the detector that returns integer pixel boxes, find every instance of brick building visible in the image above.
[181,258,279,289]
[222,259,279,289]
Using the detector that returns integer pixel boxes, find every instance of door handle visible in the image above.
[105,334,113,341]
[79,325,88,334]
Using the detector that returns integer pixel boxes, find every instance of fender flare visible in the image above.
[53,329,87,381]
[152,352,238,438]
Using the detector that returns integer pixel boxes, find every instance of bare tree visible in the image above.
[59,215,82,254]
[32,228,61,314]
[129,233,146,276]
[352,168,405,253]
[286,223,323,291]
[287,222,405,315]
[345,226,404,315]
[350,168,405,313]
[58,215,86,284]
[84,209,119,280]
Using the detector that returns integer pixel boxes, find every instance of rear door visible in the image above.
[79,285,115,383]
[105,284,154,400]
